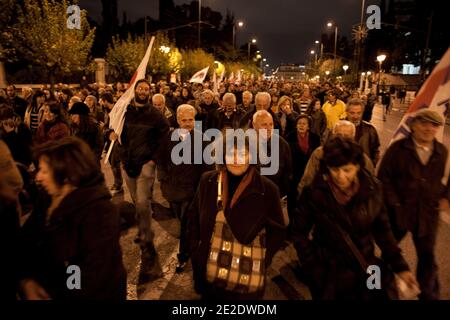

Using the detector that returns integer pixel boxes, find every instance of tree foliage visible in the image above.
[12,0,95,82]
[180,49,215,81]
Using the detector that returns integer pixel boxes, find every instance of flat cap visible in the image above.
[412,109,444,126]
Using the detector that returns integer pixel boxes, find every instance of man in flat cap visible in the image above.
[377,109,449,300]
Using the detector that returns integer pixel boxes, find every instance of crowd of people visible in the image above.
[0,77,448,301]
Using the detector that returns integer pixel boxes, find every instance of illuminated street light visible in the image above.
[248,38,257,60]
[325,70,330,76]
[233,20,244,48]
[310,50,315,55]
[327,21,338,75]
[376,54,387,94]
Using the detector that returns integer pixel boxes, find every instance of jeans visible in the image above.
[124,160,156,248]
[109,143,123,188]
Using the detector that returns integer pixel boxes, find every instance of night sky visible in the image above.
[79,0,380,68]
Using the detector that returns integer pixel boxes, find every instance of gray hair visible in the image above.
[346,98,366,112]
[255,92,271,104]
[152,93,166,104]
[252,110,272,123]
[242,90,253,99]
[222,92,236,104]
[176,104,196,117]
[332,120,356,138]
[202,89,214,97]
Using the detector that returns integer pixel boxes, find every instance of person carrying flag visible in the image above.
[377,109,449,300]
[109,79,170,280]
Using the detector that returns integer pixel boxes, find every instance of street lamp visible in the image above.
[248,38,257,60]
[376,54,387,94]
[325,71,330,79]
[232,21,244,49]
[342,64,349,74]
[327,21,338,75]
[365,71,372,93]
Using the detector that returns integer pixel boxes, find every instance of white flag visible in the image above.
[219,68,225,84]
[391,47,450,144]
[212,71,218,94]
[189,66,209,83]
[104,36,155,164]
[228,72,235,84]
[236,70,242,85]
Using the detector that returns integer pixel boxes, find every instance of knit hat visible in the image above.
[69,102,90,116]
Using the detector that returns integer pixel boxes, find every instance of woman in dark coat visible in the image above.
[286,114,321,221]
[292,136,418,300]
[68,102,104,159]
[19,137,126,300]
[306,98,327,141]
[187,137,286,300]
[34,101,70,145]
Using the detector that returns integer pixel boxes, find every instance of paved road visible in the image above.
[103,101,450,300]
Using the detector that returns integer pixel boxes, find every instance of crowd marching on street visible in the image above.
[1,75,449,301]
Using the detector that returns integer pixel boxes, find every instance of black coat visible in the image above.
[187,169,286,299]
[158,129,213,202]
[286,131,321,185]
[20,176,127,300]
[1,123,33,166]
[207,108,246,130]
[377,136,449,237]
[292,169,410,299]
[259,134,293,198]
[72,121,104,160]
[119,103,170,177]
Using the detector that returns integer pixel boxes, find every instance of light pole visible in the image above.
[232,21,244,49]
[364,71,371,93]
[376,54,386,95]
[198,0,202,47]
[359,72,365,93]
[247,38,256,60]
[342,65,349,83]
[327,22,338,76]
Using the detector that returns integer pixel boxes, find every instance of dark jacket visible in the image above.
[307,109,327,138]
[119,103,170,178]
[158,129,212,202]
[354,121,381,166]
[34,120,71,145]
[187,169,286,299]
[377,136,448,237]
[275,111,299,138]
[9,96,28,120]
[207,107,246,130]
[1,123,33,166]
[72,121,104,159]
[286,131,321,185]
[20,176,127,300]
[292,169,410,299]
[259,134,293,198]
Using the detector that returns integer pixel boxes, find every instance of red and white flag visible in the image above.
[189,66,209,83]
[391,47,450,144]
[104,36,155,164]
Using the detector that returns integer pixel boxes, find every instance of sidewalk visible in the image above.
[390,98,450,126]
